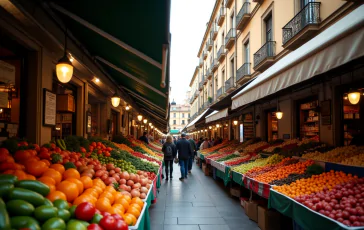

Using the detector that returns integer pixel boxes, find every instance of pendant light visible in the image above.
[233,120,238,126]
[56,29,73,83]
[111,90,121,107]
[348,89,361,105]
[125,105,130,111]
[216,124,220,128]
[209,126,212,129]
[137,114,143,121]
[276,99,283,120]
[143,119,148,124]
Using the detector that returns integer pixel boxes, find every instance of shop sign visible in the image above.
[43,89,56,126]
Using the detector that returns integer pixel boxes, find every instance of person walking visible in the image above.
[187,135,197,173]
[176,133,193,181]
[138,132,149,144]
[199,138,209,150]
[162,136,177,180]
[197,137,204,150]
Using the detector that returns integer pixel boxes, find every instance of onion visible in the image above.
[137,170,143,175]
[131,189,140,198]
[132,183,141,189]
[148,180,152,184]
[143,173,148,177]
[87,164,94,169]
[101,174,108,181]
[126,186,131,192]
[121,172,130,180]
[127,180,134,187]
[104,177,115,185]
[112,174,120,181]
[106,163,115,170]
[119,179,126,184]
[78,166,88,173]
[146,184,151,189]
[95,170,104,177]
[81,172,93,178]
[140,193,146,199]
[140,179,147,186]
[140,187,148,194]
[94,164,102,170]
[83,169,95,175]
[130,173,136,181]
[119,184,128,191]
[121,191,132,198]
[134,175,140,183]
[109,170,115,176]
[115,167,121,173]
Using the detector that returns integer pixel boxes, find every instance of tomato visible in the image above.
[57,181,79,202]
[87,223,103,230]
[114,219,128,230]
[26,161,48,177]
[75,202,96,221]
[99,216,116,230]
[110,214,123,220]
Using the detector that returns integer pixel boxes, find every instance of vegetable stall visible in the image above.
[0,135,163,230]
[197,139,364,229]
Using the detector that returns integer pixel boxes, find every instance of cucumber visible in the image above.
[0,174,17,184]
[0,183,14,197]
[0,198,10,230]
[15,180,50,196]
[10,216,40,230]
[7,188,45,207]
[41,217,66,230]
[6,200,35,216]
[34,205,58,222]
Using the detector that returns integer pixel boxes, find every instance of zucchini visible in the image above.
[15,180,50,196]
[6,200,35,216]
[10,216,40,230]
[0,174,17,184]
[7,188,45,207]
[0,183,14,198]
[0,198,10,230]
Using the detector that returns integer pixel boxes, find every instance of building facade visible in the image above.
[169,100,191,133]
[188,0,363,144]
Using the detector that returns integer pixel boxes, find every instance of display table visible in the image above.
[129,201,150,230]
[211,160,231,186]
[243,175,271,199]
[268,189,360,230]
[232,171,244,186]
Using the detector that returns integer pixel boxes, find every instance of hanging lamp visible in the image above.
[137,114,143,121]
[125,105,130,111]
[56,29,73,83]
[143,119,148,124]
[348,89,360,105]
[276,99,283,120]
[111,90,121,107]
[233,120,238,125]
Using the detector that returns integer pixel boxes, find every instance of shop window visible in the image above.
[299,99,319,140]
[343,91,362,146]
[267,111,278,141]
[243,113,254,140]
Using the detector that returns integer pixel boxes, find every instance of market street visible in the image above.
[149,165,259,230]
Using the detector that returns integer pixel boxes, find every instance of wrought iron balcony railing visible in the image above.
[236,63,251,82]
[199,82,203,91]
[199,56,203,66]
[217,86,225,98]
[225,28,236,48]
[236,2,251,30]
[217,45,226,61]
[212,58,219,71]
[194,90,199,98]
[225,77,234,91]
[210,24,218,40]
[253,41,276,67]
[217,7,226,26]
[283,2,321,45]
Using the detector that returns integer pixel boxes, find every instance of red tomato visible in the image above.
[50,143,56,149]
[80,147,86,153]
[111,214,123,220]
[114,219,128,230]
[75,202,96,221]
[87,224,104,230]
[97,150,103,155]
[99,216,116,230]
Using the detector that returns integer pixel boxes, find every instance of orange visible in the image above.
[38,176,56,186]
[127,206,140,218]
[115,198,129,210]
[41,159,51,166]
[63,168,80,180]
[73,195,92,205]
[13,170,27,181]
[104,186,116,194]
[92,185,103,195]
[43,169,62,185]
[113,193,123,202]
[66,178,84,194]
[122,195,132,203]
[47,191,67,202]
[57,181,79,202]
[95,198,111,212]
[129,203,142,212]
[83,188,99,198]
[48,184,56,193]
[79,176,93,189]
[93,179,106,189]
[50,164,65,174]
[25,174,36,180]
[131,197,143,207]
[99,192,115,204]
[123,213,137,226]
[26,161,48,177]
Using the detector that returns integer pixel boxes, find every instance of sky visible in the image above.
[169,0,215,104]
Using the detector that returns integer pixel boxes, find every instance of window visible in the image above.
[265,14,273,42]
[182,113,185,118]
[173,120,176,125]
[188,113,190,118]
[222,32,225,46]
[215,77,218,92]
[231,12,235,29]
[244,40,250,63]
[173,127,176,129]
[222,69,225,84]
[173,113,176,118]
[230,57,234,78]
[182,120,185,125]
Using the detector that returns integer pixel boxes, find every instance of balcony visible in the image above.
[283,2,321,49]
[203,74,209,84]
[225,0,233,8]
[217,7,225,26]
[217,45,226,63]
[207,39,213,51]
[199,81,203,91]
[253,41,276,72]
[203,50,208,60]
[210,25,218,40]
[212,59,219,72]
[225,28,236,50]
[199,57,203,67]
[236,2,251,31]
[236,63,251,85]
[225,77,235,93]
[189,96,195,105]
[194,90,199,98]
[207,67,213,80]
[217,86,225,99]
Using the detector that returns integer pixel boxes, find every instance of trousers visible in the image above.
[164,160,173,177]
[179,159,188,178]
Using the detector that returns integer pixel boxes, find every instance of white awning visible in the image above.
[186,109,209,131]
[232,5,364,110]
[206,108,228,123]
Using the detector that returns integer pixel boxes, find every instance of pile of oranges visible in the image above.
[253,160,314,184]
[37,164,143,226]
[273,170,357,198]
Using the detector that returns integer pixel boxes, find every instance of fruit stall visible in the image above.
[0,135,163,230]
[197,139,364,229]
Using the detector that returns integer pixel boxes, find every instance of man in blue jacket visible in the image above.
[176,133,193,180]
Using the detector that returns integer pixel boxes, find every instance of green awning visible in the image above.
[48,0,171,131]
[169,129,180,134]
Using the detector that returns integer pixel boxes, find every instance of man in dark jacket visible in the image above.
[138,132,149,144]
[186,135,197,173]
[176,133,193,180]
